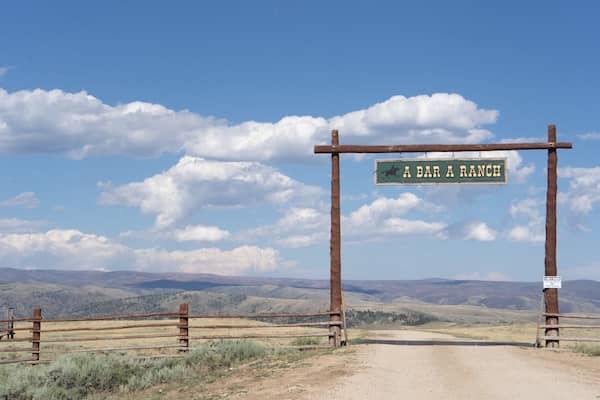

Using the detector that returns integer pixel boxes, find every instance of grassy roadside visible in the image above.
[420,322,600,355]
[0,340,332,400]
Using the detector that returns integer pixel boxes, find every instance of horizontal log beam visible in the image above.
[41,322,180,333]
[188,312,334,319]
[542,313,600,320]
[187,333,332,340]
[42,344,185,354]
[314,142,573,154]
[42,311,180,323]
[40,333,178,343]
[541,336,600,342]
[193,321,340,329]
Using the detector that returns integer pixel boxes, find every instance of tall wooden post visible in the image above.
[330,130,342,347]
[32,307,41,364]
[544,124,560,348]
[178,303,189,352]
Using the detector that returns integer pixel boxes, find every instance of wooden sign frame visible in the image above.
[314,125,572,348]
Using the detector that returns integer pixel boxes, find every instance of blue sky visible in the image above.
[0,1,599,281]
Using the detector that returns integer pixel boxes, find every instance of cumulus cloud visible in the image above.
[343,193,446,242]
[0,89,215,158]
[237,207,329,248]
[0,228,282,274]
[558,167,600,215]
[135,246,280,275]
[237,194,448,247]
[505,198,545,244]
[0,229,133,270]
[328,94,497,141]
[0,192,39,208]
[241,193,510,247]
[0,89,498,160]
[442,220,497,241]
[170,225,231,242]
[99,156,323,228]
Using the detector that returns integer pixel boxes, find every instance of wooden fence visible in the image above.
[0,305,344,365]
[0,308,15,341]
[536,312,600,347]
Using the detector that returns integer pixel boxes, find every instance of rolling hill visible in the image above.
[1,268,599,321]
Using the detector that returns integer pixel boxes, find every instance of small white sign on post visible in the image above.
[543,276,562,289]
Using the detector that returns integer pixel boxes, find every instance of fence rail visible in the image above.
[0,304,345,365]
[537,312,600,347]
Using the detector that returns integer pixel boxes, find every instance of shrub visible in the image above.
[573,343,600,356]
[0,340,269,400]
[289,337,322,346]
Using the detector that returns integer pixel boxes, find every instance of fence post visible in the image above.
[8,308,15,339]
[32,307,42,365]
[179,303,189,353]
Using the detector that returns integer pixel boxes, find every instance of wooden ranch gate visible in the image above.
[314,125,572,348]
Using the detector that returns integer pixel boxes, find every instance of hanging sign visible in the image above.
[375,158,507,185]
[543,276,562,289]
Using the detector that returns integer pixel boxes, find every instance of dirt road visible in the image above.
[235,330,600,400]
[301,330,600,400]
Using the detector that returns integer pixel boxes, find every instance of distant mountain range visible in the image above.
[1,268,599,321]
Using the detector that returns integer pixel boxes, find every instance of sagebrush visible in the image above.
[0,340,269,400]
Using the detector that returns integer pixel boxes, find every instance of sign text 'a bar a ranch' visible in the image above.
[375,158,507,185]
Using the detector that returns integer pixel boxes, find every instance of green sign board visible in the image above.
[375,158,507,185]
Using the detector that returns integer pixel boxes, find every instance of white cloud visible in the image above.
[236,207,329,248]
[170,225,230,242]
[0,89,498,160]
[506,225,543,243]
[442,220,497,241]
[0,218,45,233]
[99,156,323,228]
[464,221,497,241]
[276,234,325,248]
[0,229,133,270]
[344,193,447,242]
[135,246,280,275]
[0,67,9,77]
[346,194,421,224]
[119,224,231,243]
[328,94,497,141]
[558,167,600,215]
[237,194,446,247]
[505,198,545,244]
[0,228,282,275]
[577,132,600,140]
[509,198,542,221]
[0,192,39,208]
[242,193,523,247]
